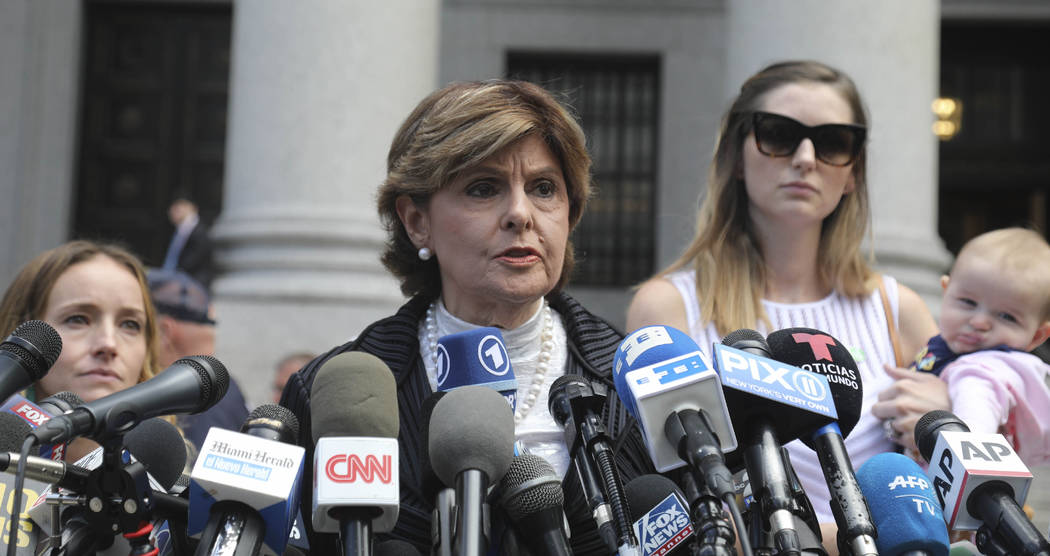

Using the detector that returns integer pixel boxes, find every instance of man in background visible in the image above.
[162,194,214,291]
[273,351,315,403]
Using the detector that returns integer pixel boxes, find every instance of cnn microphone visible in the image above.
[497,453,571,556]
[915,410,1050,556]
[0,321,62,402]
[767,327,877,556]
[856,452,949,556]
[430,385,514,556]
[624,474,698,556]
[311,352,400,556]
[189,405,305,556]
[435,328,517,409]
[30,355,230,445]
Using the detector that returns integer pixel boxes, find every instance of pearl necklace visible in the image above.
[424,300,555,424]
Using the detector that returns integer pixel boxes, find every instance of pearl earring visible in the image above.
[418,247,432,261]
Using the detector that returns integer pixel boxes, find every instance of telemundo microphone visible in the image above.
[496,453,571,556]
[0,320,62,403]
[624,474,697,556]
[767,327,878,556]
[189,404,305,556]
[435,327,517,409]
[714,329,837,556]
[311,352,400,556]
[429,385,514,556]
[855,452,949,556]
[915,410,1050,556]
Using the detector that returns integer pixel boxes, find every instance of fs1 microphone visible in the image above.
[497,453,571,556]
[311,352,400,555]
[190,405,305,556]
[436,328,517,410]
[624,474,696,556]
[30,355,229,445]
[856,452,949,556]
[612,325,736,489]
[767,327,876,556]
[430,385,514,556]
[0,321,62,403]
[915,410,1050,555]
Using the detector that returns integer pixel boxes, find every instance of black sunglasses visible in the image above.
[751,111,866,166]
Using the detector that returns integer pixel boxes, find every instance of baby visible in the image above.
[912,227,1050,465]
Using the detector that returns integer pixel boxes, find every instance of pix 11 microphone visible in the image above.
[0,321,62,403]
[435,328,517,410]
[856,452,949,556]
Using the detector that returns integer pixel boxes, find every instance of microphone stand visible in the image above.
[679,472,737,556]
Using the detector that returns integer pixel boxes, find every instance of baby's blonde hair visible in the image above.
[954,227,1050,321]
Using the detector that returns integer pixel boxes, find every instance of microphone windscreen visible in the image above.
[0,412,32,452]
[721,328,770,355]
[498,453,563,521]
[915,410,969,462]
[124,417,187,491]
[242,403,300,444]
[429,385,513,486]
[419,391,447,502]
[375,539,423,556]
[856,452,950,556]
[3,320,63,377]
[624,474,695,555]
[310,351,398,442]
[624,474,683,523]
[613,325,700,418]
[39,391,84,413]
[766,327,863,440]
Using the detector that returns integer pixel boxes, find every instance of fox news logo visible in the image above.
[12,403,49,426]
[634,492,694,556]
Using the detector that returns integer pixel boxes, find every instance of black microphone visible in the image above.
[124,417,188,492]
[767,327,877,556]
[497,453,571,556]
[624,474,700,556]
[420,391,454,556]
[0,320,62,402]
[915,410,1050,556]
[30,355,229,444]
[376,539,423,556]
[429,385,514,556]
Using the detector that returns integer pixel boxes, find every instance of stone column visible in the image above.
[726,0,951,311]
[214,0,438,405]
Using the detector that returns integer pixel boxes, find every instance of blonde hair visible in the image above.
[953,227,1050,321]
[376,79,592,299]
[658,60,876,335]
[0,240,163,387]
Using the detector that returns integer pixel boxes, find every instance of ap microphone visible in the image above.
[856,452,949,556]
[430,385,514,556]
[497,453,571,556]
[435,327,517,410]
[915,410,1050,555]
[624,474,696,556]
[31,355,229,445]
[0,321,62,402]
[311,352,400,556]
[767,327,877,556]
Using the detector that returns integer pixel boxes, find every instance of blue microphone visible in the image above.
[856,452,950,556]
[436,327,517,410]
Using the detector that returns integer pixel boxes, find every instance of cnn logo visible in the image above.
[325,454,393,484]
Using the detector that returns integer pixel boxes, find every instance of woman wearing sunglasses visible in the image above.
[627,60,947,551]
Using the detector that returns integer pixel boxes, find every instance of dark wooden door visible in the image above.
[74,2,231,267]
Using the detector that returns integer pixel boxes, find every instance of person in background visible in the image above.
[626,60,948,551]
[0,240,165,462]
[272,351,315,404]
[148,268,249,452]
[162,193,214,291]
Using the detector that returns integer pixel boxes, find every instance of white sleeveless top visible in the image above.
[667,270,900,523]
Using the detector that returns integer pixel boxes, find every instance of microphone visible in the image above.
[30,355,230,445]
[0,320,62,402]
[497,453,571,556]
[856,452,949,556]
[429,385,514,556]
[624,474,696,556]
[1,391,83,461]
[376,539,423,556]
[124,417,188,491]
[714,329,836,556]
[915,410,1050,555]
[0,412,50,554]
[435,328,517,409]
[189,404,305,556]
[767,327,877,556]
[311,352,400,556]
[420,391,454,556]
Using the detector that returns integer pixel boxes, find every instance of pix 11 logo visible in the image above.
[633,492,694,556]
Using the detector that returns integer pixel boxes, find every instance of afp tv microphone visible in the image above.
[856,452,949,556]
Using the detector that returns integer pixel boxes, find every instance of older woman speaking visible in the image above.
[281,80,653,554]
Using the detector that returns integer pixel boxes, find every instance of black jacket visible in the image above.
[280,291,655,554]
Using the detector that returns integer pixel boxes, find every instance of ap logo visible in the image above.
[435,344,451,387]
[477,335,511,376]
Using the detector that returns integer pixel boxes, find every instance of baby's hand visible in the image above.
[871,365,950,453]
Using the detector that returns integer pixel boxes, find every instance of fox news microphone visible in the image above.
[496,453,571,556]
[856,452,949,556]
[2,391,83,461]
[430,385,514,556]
[0,320,62,403]
[30,355,229,445]
[624,474,699,556]
[767,327,877,556]
[312,352,400,556]
[435,328,517,409]
[714,329,837,556]
[915,410,1050,556]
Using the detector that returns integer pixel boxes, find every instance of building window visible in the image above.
[507,53,660,287]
